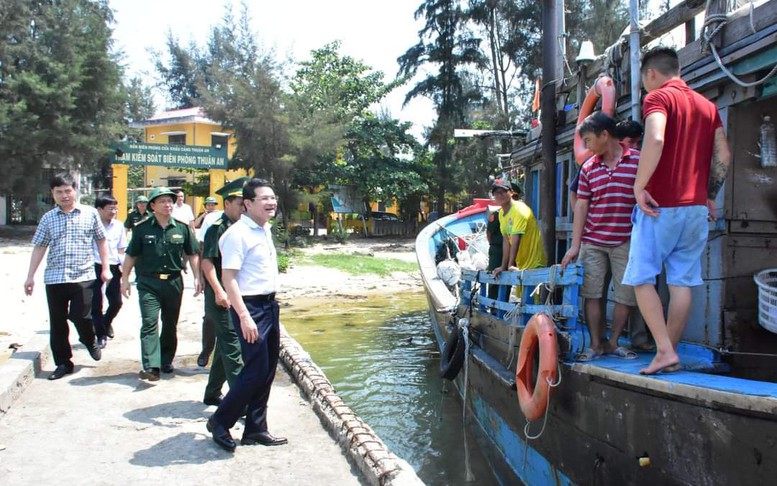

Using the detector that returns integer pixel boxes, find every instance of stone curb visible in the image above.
[279,327,425,486]
[0,333,50,415]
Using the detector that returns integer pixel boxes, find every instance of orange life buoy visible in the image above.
[515,313,559,422]
[573,75,616,166]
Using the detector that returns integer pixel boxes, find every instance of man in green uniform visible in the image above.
[120,187,200,381]
[202,178,248,405]
[124,195,150,231]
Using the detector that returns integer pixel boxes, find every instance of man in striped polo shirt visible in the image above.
[561,111,639,361]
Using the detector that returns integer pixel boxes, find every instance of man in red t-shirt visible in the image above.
[622,47,731,374]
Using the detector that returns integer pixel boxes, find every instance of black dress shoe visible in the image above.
[48,364,74,380]
[139,368,160,381]
[161,364,175,374]
[206,417,236,452]
[203,395,223,406]
[197,352,209,367]
[97,337,108,349]
[241,431,288,446]
[105,324,115,339]
[87,342,102,361]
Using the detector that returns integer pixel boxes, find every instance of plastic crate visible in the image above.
[754,268,777,333]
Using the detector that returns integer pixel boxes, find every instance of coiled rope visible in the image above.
[701,0,777,88]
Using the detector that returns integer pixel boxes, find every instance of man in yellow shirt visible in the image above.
[491,179,546,278]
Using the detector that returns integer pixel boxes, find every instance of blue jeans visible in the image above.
[212,297,280,435]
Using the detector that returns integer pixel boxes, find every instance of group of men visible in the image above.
[25,176,287,452]
[491,47,730,375]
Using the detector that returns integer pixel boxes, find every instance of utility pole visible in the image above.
[541,0,558,263]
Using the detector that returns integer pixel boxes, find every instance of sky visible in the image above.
[109,0,436,139]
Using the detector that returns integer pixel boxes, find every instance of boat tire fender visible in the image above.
[516,313,559,422]
[440,325,466,380]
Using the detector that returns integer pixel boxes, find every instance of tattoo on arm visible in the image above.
[708,128,731,199]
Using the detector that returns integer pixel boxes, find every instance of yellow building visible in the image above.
[114,107,248,221]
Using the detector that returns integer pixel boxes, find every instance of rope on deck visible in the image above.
[278,326,424,486]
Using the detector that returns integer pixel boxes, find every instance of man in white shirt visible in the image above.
[206,178,285,452]
[171,190,195,227]
[91,194,128,349]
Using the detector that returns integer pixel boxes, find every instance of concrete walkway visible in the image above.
[0,238,417,485]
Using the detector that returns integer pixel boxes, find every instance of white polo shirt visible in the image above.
[92,218,127,265]
[172,202,195,224]
[197,210,223,242]
[219,214,278,295]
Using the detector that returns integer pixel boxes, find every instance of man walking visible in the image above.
[561,112,640,361]
[623,47,731,374]
[24,173,110,380]
[120,187,200,381]
[206,178,286,452]
[172,190,195,227]
[92,194,128,349]
[201,178,248,406]
[124,195,150,232]
[195,196,223,367]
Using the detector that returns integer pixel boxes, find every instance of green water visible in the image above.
[282,291,498,486]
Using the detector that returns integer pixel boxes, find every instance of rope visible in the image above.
[701,0,777,88]
[523,367,563,441]
[459,318,475,482]
[522,367,563,470]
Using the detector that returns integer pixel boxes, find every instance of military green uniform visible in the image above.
[124,209,150,229]
[202,213,244,401]
[126,215,199,370]
[487,208,505,301]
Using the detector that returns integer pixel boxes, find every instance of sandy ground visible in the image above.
[0,228,421,485]
[277,238,422,299]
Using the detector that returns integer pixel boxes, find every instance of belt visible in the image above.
[140,272,181,281]
[243,292,276,303]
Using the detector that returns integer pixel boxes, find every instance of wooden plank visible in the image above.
[680,0,777,68]
[683,23,777,84]
[641,0,707,46]
[462,265,583,287]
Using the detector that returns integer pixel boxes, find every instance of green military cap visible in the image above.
[204,196,218,204]
[216,177,250,199]
[136,195,149,203]
[148,186,177,203]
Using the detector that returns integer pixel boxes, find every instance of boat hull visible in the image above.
[418,210,777,486]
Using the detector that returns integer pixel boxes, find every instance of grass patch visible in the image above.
[298,253,418,277]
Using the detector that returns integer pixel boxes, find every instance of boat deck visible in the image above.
[574,350,777,414]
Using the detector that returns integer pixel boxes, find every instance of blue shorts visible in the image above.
[622,205,708,287]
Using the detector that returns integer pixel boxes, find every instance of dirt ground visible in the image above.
[0,227,422,485]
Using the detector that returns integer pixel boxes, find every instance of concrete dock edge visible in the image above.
[279,327,425,486]
[0,334,50,414]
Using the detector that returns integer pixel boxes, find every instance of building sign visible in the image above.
[110,142,227,169]
[330,184,364,214]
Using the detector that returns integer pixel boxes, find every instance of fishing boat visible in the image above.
[416,1,777,484]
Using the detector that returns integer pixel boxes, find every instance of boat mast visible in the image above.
[629,0,642,121]
[541,0,559,263]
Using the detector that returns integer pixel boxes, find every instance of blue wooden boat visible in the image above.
[416,1,777,484]
[417,204,777,485]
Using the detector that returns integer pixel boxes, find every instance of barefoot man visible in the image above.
[622,47,730,374]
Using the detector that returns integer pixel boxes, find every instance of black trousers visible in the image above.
[46,281,96,366]
[91,263,123,338]
[213,297,280,436]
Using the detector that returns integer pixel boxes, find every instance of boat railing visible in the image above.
[459,264,584,330]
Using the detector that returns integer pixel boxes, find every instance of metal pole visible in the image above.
[541,0,558,263]
[556,0,566,84]
[629,0,642,121]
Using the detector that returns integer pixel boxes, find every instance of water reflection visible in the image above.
[282,292,498,486]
